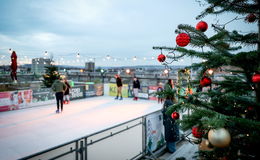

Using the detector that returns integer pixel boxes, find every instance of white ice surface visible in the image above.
[0,96,161,160]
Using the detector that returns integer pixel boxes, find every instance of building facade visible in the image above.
[32,58,52,74]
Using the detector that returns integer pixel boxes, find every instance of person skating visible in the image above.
[133,77,140,100]
[63,79,71,104]
[51,76,67,113]
[114,74,123,100]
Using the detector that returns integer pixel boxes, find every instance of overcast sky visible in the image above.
[0,0,257,66]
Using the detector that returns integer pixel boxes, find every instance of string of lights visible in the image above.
[0,48,157,66]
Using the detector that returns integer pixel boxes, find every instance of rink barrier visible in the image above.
[19,110,165,160]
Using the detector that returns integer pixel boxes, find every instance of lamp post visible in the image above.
[101,69,105,83]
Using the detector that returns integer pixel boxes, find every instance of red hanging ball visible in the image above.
[247,106,254,111]
[171,112,180,120]
[157,54,166,62]
[200,76,212,87]
[245,14,257,23]
[192,126,204,138]
[176,33,190,47]
[252,73,260,83]
[196,21,208,32]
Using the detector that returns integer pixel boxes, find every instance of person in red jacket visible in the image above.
[10,50,18,83]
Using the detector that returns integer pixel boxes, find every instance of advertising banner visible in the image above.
[109,83,128,98]
[70,86,85,100]
[148,86,160,100]
[128,86,149,99]
[32,88,55,103]
[85,83,96,97]
[0,90,33,112]
[146,111,165,153]
[95,84,104,96]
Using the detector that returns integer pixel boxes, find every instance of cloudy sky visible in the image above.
[0,0,257,66]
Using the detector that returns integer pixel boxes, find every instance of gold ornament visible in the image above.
[199,139,213,151]
[208,128,231,148]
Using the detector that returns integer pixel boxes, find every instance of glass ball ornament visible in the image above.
[200,76,212,87]
[245,13,257,23]
[196,21,208,32]
[208,128,231,148]
[192,126,204,138]
[157,54,166,62]
[176,33,190,47]
[252,73,260,83]
[171,112,180,120]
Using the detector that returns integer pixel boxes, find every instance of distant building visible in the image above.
[85,62,95,72]
[32,58,52,74]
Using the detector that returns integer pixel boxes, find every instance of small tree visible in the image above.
[42,66,60,87]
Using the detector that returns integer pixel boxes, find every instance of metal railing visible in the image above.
[19,110,164,160]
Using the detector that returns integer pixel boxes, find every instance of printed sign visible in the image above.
[0,90,33,112]
[32,88,55,103]
[128,85,149,99]
[146,111,165,153]
[70,86,85,99]
[95,84,104,96]
[85,83,96,97]
[109,83,128,98]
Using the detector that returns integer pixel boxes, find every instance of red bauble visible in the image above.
[157,54,166,62]
[171,112,180,120]
[252,73,260,83]
[247,106,254,111]
[176,33,190,47]
[196,21,208,32]
[192,126,204,138]
[245,14,257,23]
[200,76,212,87]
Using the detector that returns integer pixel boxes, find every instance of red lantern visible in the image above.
[196,21,208,32]
[157,54,166,62]
[200,76,212,87]
[245,14,257,23]
[192,126,204,138]
[252,73,260,83]
[176,33,190,47]
[171,112,179,120]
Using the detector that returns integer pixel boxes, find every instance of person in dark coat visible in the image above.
[162,95,180,153]
[63,79,71,104]
[115,74,123,100]
[133,77,140,100]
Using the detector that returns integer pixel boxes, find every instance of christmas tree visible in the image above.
[42,65,60,88]
[155,0,260,159]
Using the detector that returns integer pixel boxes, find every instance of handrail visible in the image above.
[19,109,162,160]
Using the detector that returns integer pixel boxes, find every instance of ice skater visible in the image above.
[133,77,140,100]
[115,74,123,100]
[51,76,67,113]
[63,79,71,104]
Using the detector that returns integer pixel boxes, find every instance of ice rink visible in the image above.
[0,96,161,160]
